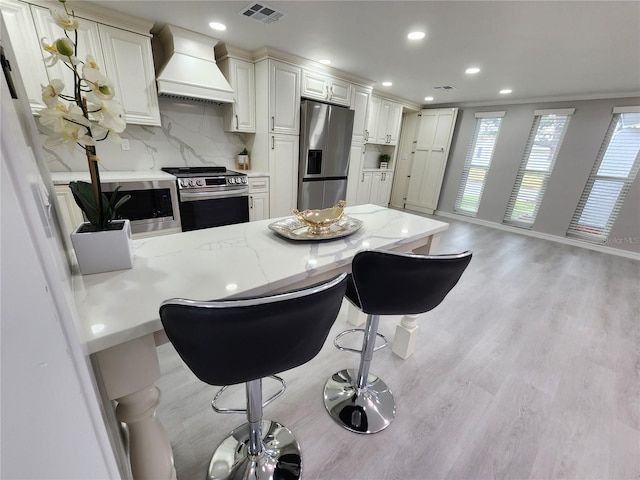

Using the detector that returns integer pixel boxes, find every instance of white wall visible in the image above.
[44,98,254,173]
[437,97,640,254]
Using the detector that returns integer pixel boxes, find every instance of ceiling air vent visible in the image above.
[434,85,456,91]
[240,3,286,24]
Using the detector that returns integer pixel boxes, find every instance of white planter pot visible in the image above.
[71,219,134,275]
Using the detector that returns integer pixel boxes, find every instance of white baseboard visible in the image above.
[434,210,640,261]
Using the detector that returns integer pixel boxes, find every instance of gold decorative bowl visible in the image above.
[291,200,346,235]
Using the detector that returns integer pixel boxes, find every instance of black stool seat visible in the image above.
[160,273,348,480]
[324,250,472,434]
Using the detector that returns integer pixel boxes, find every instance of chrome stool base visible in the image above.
[323,368,396,434]
[207,420,301,480]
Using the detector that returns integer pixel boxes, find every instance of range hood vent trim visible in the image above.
[155,24,235,104]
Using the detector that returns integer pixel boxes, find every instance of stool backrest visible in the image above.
[159,273,348,386]
[350,250,472,315]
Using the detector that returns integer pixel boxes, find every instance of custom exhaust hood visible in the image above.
[155,24,234,104]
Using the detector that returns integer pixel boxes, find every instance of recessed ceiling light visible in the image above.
[209,22,227,31]
[499,89,513,94]
[318,59,331,65]
[465,67,480,74]
[408,31,425,40]
[424,96,434,101]
[382,81,393,87]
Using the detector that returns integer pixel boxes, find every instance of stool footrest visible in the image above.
[211,375,286,414]
[334,328,388,354]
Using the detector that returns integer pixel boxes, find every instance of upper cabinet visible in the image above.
[301,70,351,107]
[97,25,160,125]
[218,55,256,133]
[350,85,371,144]
[365,95,403,145]
[2,1,160,125]
[269,60,301,135]
[0,0,50,112]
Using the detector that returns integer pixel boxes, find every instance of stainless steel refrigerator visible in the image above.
[298,99,355,210]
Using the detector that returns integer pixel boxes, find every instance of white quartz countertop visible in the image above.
[72,205,448,354]
[50,170,177,185]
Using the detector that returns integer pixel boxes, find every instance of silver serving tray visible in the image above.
[268,216,363,241]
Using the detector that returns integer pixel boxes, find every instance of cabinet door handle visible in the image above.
[271,136,275,150]
[250,196,254,209]
[364,130,369,141]
[361,173,365,182]
[271,116,275,131]
[235,114,239,129]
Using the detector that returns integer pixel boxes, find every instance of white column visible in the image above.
[94,334,176,480]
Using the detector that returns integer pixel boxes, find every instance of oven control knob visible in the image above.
[242,177,248,184]
[196,179,205,186]
[189,179,197,187]
[229,177,236,184]
[180,179,189,187]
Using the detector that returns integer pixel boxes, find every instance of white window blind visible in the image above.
[454,112,505,215]
[567,108,640,242]
[504,109,574,227]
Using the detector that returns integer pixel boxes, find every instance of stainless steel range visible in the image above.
[162,166,249,231]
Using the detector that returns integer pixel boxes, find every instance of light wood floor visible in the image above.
[156,215,640,480]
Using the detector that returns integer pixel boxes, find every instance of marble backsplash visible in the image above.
[44,98,250,173]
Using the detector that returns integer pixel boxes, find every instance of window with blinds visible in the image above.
[567,108,640,242]
[454,112,505,216]
[504,109,574,227]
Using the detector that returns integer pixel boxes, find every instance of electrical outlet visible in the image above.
[121,139,130,151]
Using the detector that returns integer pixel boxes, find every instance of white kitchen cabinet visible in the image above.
[269,60,301,135]
[31,4,106,97]
[248,176,270,221]
[405,108,458,215]
[97,24,160,126]
[218,56,255,133]
[269,134,299,218]
[16,3,160,125]
[350,85,371,144]
[346,143,365,206]
[0,0,49,112]
[372,171,393,206]
[365,95,403,145]
[301,70,351,107]
[355,171,373,205]
[355,170,393,207]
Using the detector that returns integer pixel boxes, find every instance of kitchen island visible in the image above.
[75,204,448,479]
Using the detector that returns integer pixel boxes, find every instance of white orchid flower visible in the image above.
[45,123,96,154]
[82,67,115,100]
[40,103,91,133]
[83,54,101,72]
[92,125,124,145]
[86,92,126,133]
[41,79,65,107]
[50,9,79,31]
[40,37,78,67]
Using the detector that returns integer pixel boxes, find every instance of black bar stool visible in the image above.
[323,250,472,434]
[160,273,348,480]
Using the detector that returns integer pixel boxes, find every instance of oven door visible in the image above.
[178,189,249,231]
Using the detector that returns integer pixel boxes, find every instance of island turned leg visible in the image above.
[94,334,176,480]
[391,232,443,359]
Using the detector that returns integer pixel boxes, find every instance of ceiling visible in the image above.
[87,0,640,107]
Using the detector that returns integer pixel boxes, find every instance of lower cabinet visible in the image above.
[269,134,299,218]
[355,170,394,207]
[248,176,270,221]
